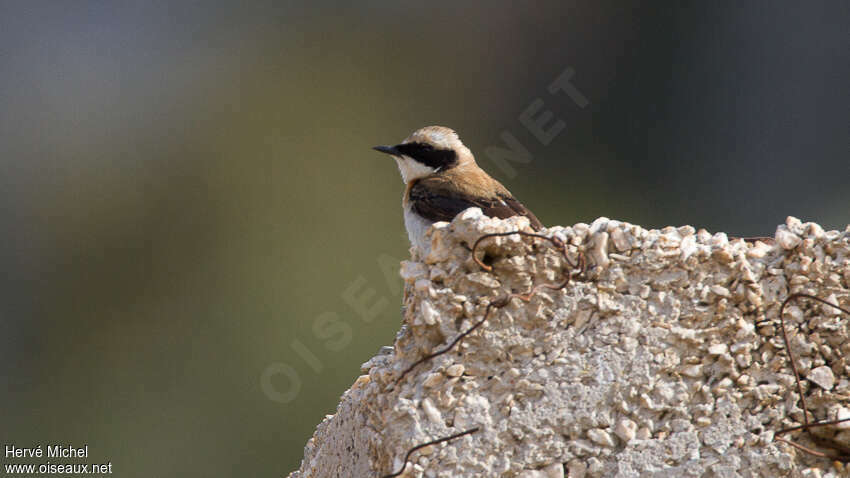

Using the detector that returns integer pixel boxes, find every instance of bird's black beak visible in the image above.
[372,145,400,156]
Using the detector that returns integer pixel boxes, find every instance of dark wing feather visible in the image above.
[409,181,543,230]
[498,194,544,230]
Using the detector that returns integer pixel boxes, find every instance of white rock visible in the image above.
[695,416,711,427]
[429,267,447,282]
[421,398,442,425]
[800,468,822,478]
[518,471,544,478]
[747,241,772,258]
[807,222,825,239]
[589,217,610,234]
[824,293,841,316]
[609,227,631,252]
[589,232,610,269]
[659,228,682,247]
[419,300,438,325]
[466,272,500,289]
[542,463,564,478]
[680,234,697,259]
[288,217,850,478]
[424,222,452,263]
[835,407,850,430]
[400,260,428,282]
[614,418,637,443]
[422,373,442,388]
[566,460,587,478]
[414,278,432,293]
[710,232,729,248]
[587,428,615,447]
[680,364,704,378]
[446,364,465,377]
[808,366,835,390]
[785,216,803,233]
[586,458,603,475]
[516,465,564,478]
[775,228,802,250]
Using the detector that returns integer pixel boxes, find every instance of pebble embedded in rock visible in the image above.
[446,364,465,377]
[836,407,850,430]
[421,397,443,425]
[808,366,835,390]
[422,372,443,388]
[775,228,802,250]
[542,463,564,478]
[419,300,438,325]
[614,418,637,443]
[587,428,615,447]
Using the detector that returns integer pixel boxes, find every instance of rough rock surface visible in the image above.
[288,212,850,478]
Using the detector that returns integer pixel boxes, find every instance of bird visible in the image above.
[373,125,542,251]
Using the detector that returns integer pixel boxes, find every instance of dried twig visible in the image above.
[774,292,850,462]
[380,427,480,478]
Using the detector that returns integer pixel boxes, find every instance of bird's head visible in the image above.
[373,126,474,184]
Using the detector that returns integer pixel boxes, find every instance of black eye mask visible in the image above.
[394,142,458,170]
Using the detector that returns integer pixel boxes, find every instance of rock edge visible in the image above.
[289,212,850,478]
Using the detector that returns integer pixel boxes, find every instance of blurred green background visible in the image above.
[1,1,847,476]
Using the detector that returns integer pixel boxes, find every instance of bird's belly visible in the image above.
[403,207,433,252]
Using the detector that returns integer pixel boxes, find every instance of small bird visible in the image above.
[374,126,542,251]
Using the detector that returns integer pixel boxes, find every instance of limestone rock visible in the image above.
[288,215,850,478]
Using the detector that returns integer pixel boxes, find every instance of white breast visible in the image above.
[403,205,433,252]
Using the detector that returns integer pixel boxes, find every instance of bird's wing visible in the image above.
[497,194,544,230]
[409,178,543,230]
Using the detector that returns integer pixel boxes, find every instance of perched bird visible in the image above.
[374,126,542,251]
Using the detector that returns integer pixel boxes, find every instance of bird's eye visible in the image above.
[396,142,433,157]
